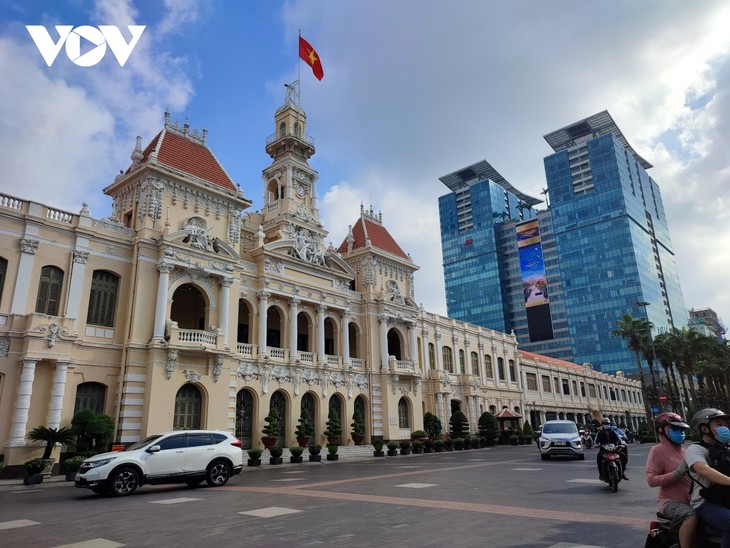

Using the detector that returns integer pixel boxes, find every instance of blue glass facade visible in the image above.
[439,114,688,375]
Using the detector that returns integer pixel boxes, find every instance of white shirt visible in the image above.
[685,442,711,508]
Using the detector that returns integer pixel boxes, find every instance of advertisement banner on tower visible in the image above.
[516,220,554,342]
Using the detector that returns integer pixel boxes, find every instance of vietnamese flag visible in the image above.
[299,36,324,80]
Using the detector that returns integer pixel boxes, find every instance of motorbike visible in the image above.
[599,443,624,492]
[644,511,721,548]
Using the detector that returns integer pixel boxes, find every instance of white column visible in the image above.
[435,334,443,371]
[65,250,89,319]
[408,321,418,363]
[492,344,500,382]
[289,297,300,358]
[47,361,70,429]
[379,315,389,369]
[219,278,232,347]
[341,312,351,366]
[317,304,326,363]
[152,262,174,341]
[477,343,485,382]
[468,396,476,433]
[257,291,270,354]
[436,393,445,430]
[8,359,38,445]
[11,239,39,314]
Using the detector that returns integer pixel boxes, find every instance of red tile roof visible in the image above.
[496,408,522,419]
[138,128,237,192]
[519,350,583,371]
[337,215,409,259]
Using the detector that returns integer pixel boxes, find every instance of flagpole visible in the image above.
[297,29,301,107]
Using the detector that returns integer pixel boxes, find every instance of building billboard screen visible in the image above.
[516,220,554,341]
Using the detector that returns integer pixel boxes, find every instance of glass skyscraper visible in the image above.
[439,111,688,375]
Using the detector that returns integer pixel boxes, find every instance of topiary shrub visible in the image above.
[478,412,500,443]
[449,411,469,439]
[72,410,115,453]
[424,412,442,439]
[325,408,342,441]
[262,408,281,438]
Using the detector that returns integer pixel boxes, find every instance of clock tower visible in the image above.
[260,81,326,256]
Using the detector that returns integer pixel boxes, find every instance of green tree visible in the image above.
[478,412,499,441]
[71,410,115,452]
[351,409,365,437]
[324,408,342,438]
[27,426,76,459]
[612,314,652,418]
[423,412,442,438]
[295,408,314,438]
[262,408,281,437]
[522,421,535,438]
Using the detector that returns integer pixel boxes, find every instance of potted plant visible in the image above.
[27,425,76,476]
[423,438,433,453]
[432,439,444,452]
[324,408,342,444]
[247,448,263,467]
[295,409,314,447]
[410,430,429,442]
[373,441,385,457]
[261,408,281,449]
[308,444,322,462]
[453,438,465,450]
[326,444,339,461]
[269,445,284,465]
[63,455,85,481]
[24,458,46,485]
[386,441,398,456]
[522,421,535,445]
[351,410,365,445]
[411,440,423,454]
[399,440,411,455]
[289,445,305,464]
[444,438,454,451]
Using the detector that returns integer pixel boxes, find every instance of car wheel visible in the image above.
[185,479,203,487]
[109,467,139,496]
[206,460,232,487]
[540,453,549,460]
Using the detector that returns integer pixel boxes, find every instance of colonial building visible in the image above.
[0,87,644,466]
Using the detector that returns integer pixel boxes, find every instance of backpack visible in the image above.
[693,441,730,506]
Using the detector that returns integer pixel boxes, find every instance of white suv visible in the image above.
[75,430,244,496]
[538,420,585,460]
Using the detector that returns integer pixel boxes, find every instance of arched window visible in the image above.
[484,355,493,378]
[294,122,301,137]
[87,270,119,327]
[398,398,409,428]
[74,382,106,414]
[471,352,479,376]
[278,122,286,138]
[508,359,516,382]
[36,266,63,315]
[0,256,7,306]
[442,347,453,373]
[270,390,287,447]
[174,384,202,430]
[428,343,435,370]
[235,389,253,449]
[497,357,505,381]
[458,349,465,374]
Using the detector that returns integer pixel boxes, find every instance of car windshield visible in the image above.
[124,435,163,451]
[542,424,576,434]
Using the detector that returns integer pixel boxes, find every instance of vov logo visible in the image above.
[26,25,146,67]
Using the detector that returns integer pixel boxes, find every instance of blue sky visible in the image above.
[1,0,729,330]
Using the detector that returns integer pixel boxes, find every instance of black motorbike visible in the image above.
[644,511,721,547]
[599,443,624,492]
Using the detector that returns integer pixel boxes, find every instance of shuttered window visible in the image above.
[35,266,63,315]
[87,270,119,327]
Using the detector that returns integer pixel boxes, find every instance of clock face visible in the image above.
[296,183,306,197]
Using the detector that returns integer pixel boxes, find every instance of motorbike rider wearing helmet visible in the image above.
[595,417,628,481]
[646,412,697,548]
[685,408,730,547]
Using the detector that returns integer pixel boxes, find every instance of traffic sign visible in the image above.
[651,407,660,413]
[658,394,668,403]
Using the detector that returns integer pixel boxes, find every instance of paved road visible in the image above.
[0,443,658,547]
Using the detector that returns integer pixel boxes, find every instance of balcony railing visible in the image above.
[177,329,217,346]
[236,343,256,357]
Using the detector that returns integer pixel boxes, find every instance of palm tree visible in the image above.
[612,314,652,418]
[27,426,76,459]
[540,187,549,207]
[654,332,682,411]
[668,327,710,405]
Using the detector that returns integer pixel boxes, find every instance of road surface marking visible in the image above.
[239,506,302,518]
[0,519,40,531]
[149,497,202,504]
[396,483,437,489]
[53,540,125,548]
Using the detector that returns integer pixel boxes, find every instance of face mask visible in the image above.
[667,428,686,444]
[715,426,730,444]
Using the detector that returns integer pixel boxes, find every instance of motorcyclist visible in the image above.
[646,412,697,548]
[610,420,628,443]
[685,408,730,546]
[595,417,628,480]
[581,428,593,449]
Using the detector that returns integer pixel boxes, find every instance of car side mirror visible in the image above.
[147,445,161,453]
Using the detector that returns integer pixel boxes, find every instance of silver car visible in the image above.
[538,420,585,460]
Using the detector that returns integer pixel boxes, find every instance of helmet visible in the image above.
[601,417,610,425]
[655,412,690,430]
[692,408,729,430]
